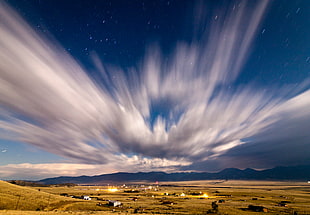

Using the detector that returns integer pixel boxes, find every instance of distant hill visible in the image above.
[38,165,310,185]
[0,180,74,210]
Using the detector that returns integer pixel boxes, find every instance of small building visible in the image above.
[161,201,174,205]
[278,203,288,207]
[83,196,91,200]
[278,201,290,207]
[108,200,122,207]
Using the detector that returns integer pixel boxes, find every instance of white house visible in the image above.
[108,200,122,207]
[83,196,91,200]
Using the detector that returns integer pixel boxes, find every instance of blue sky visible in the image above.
[0,140,64,165]
[0,0,310,180]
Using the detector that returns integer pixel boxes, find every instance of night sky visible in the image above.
[0,0,309,180]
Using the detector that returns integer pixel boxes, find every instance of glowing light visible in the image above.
[194,193,210,198]
[202,193,209,198]
[107,187,118,192]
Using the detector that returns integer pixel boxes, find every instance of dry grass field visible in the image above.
[1,180,310,214]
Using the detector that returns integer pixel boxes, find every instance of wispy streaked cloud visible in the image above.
[0,0,310,178]
[0,158,191,180]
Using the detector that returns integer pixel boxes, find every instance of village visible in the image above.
[26,180,310,214]
[1,179,310,214]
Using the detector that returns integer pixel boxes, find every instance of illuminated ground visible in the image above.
[1,180,310,214]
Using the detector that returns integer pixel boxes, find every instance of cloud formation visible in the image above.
[0,158,191,180]
[0,0,310,177]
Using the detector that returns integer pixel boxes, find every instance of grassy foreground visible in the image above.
[0,181,107,212]
[1,180,310,214]
[0,211,132,215]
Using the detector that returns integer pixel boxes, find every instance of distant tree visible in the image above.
[207,201,219,214]
[212,201,219,212]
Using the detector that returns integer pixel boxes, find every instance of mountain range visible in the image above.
[38,165,310,185]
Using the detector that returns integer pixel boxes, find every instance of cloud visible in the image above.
[180,90,310,171]
[0,157,191,180]
[224,90,310,168]
[0,0,309,175]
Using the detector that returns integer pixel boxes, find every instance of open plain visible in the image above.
[1,180,310,215]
